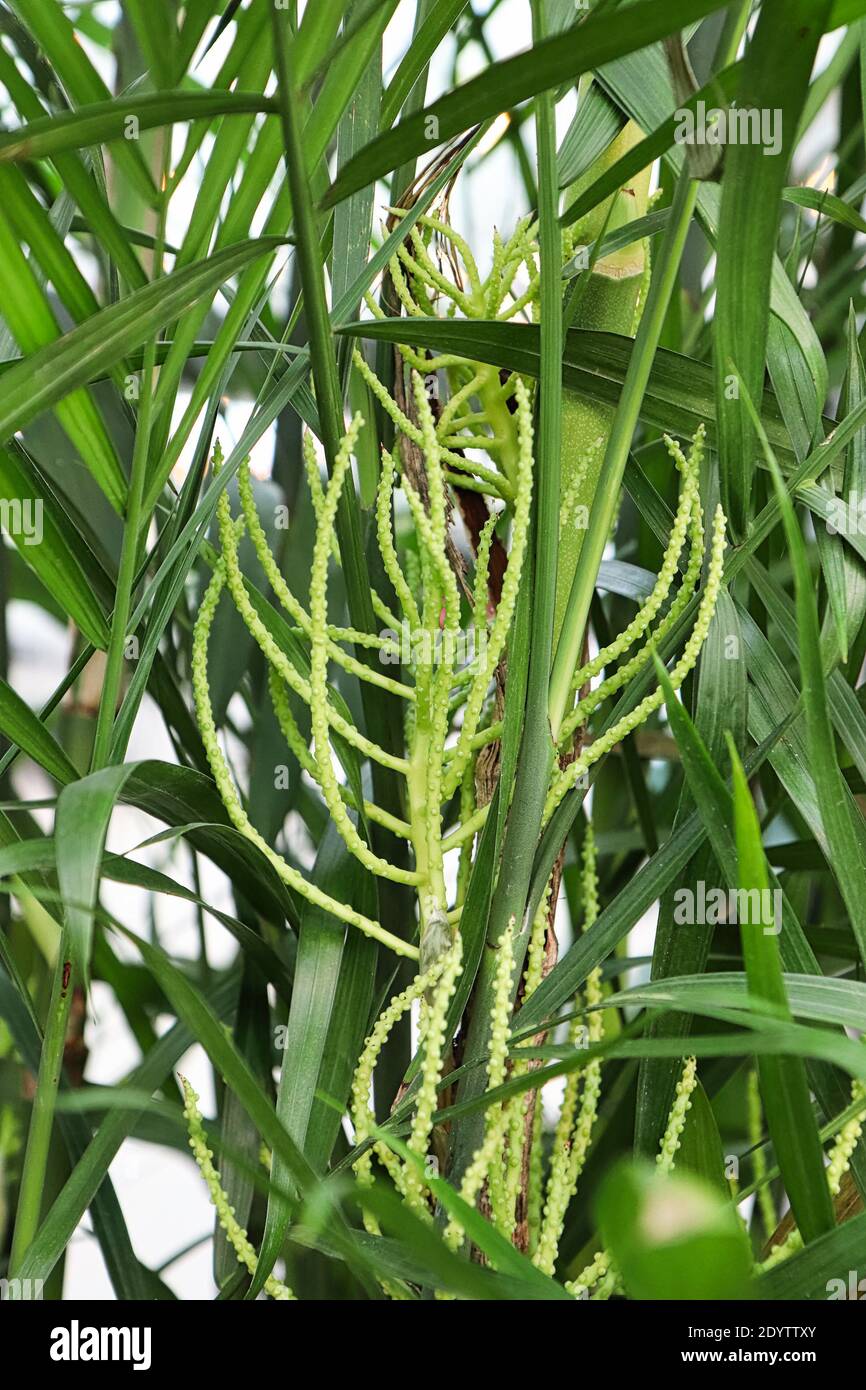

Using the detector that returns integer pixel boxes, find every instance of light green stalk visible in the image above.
[748,1068,777,1243]
[444,922,516,1250]
[352,961,445,1214]
[8,928,73,1283]
[403,937,463,1214]
[565,1055,698,1300]
[534,826,604,1276]
[181,1078,295,1300]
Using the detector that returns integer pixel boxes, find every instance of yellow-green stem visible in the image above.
[8,931,73,1283]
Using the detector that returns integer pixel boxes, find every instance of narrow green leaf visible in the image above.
[714,0,831,538]
[251,825,353,1296]
[0,90,278,166]
[341,318,807,465]
[784,183,866,234]
[727,736,835,1244]
[635,589,745,1157]
[56,764,137,985]
[0,677,80,786]
[746,382,866,971]
[380,0,469,128]
[609,972,866,1034]
[0,444,110,647]
[11,976,239,1289]
[0,237,286,449]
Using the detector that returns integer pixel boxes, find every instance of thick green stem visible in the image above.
[407,725,447,934]
[8,932,73,1283]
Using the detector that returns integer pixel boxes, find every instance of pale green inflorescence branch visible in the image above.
[351,959,447,1220]
[564,1056,699,1301]
[239,457,413,703]
[441,373,533,803]
[442,920,517,1250]
[534,825,604,1276]
[347,936,462,1227]
[562,428,705,739]
[180,1077,295,1301]
[363,208,540,498]
[307,414,422,889]
[747,1068,777,1243]
[657,1056,698,1174]
[545,501,727,824]
[402,936,463,1214]
[757,1074,866,1272]
[826,1079,866,1197]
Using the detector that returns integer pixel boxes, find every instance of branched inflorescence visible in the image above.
[361,209,540,501]
[189,202,729,1276]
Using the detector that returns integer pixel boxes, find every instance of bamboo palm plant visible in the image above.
[1,0,866,1307]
